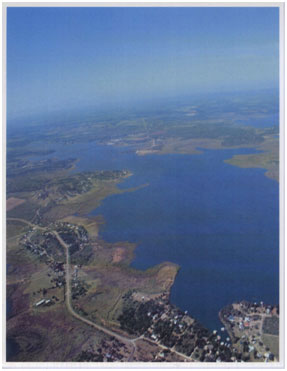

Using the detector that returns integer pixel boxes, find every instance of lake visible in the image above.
[30,141,279,332]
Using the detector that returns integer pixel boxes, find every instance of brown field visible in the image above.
[6,197,26,211]
[112,247,126,263]
[7,303,108,362]
[262,334,279,359]
[6,220,28,241]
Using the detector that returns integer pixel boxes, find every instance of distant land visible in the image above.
[8,90,279,181]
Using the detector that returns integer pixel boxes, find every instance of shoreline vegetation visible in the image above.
[132,136,278,182]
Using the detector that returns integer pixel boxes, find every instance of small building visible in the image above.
[35,299,45,307]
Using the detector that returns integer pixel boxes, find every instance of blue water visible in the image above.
[29,142,279,332]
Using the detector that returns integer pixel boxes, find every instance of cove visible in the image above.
[89,146,279,332]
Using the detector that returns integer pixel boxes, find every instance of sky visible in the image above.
[7,6,279,120]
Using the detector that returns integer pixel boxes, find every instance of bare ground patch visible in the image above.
[7,197,26,211]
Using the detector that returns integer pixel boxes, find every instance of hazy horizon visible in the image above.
[7,87,279,130]
[7,6,279,121]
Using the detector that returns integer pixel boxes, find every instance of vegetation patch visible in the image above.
[262,316,279,336]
